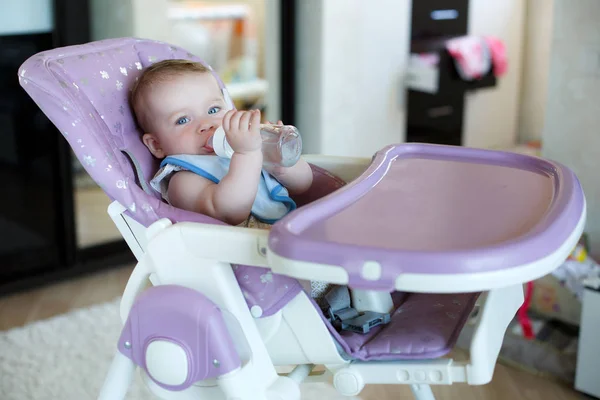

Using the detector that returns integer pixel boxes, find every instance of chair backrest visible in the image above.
[18,37,346,228]
[18,37,241,227]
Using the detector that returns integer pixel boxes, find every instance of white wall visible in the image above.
[462,0,526,149]
[90,0,170,42]
[296,0,412,157]
[518,0,554,142]
[542,0,600,252]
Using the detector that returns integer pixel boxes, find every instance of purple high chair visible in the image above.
[18,38,586,400]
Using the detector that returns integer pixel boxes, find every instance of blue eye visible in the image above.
[208,106,221,115]
[175,116,190,125]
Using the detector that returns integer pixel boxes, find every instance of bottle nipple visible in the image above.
[210,126,234,159]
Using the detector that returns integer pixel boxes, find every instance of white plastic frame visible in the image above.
[100,154,585,400]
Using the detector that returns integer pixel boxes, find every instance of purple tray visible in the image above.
[269,143,585,290]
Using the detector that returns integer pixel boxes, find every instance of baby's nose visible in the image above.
[199,123,215,133]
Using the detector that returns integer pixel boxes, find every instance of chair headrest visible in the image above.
[18,37,234,227]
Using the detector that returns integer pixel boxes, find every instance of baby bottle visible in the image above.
[209,123,303,168]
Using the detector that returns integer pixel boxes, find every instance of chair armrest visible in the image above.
[117,218,270,322]
[176,221,271,268]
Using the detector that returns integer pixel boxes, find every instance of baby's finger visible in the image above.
[277,120,283,125]
[239,111,252,131]
[222,110,234,132]
[251,109,261,129]
[229,110,243,130]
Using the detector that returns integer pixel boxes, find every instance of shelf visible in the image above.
[168,3,250,21]
[226,79,269,101]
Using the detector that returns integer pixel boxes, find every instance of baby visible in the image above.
[130,59,313,226]
[130,59,331,301]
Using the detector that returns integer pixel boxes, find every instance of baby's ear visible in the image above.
[142,133,165,159]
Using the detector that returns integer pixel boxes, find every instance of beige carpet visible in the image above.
[0,297,357,400]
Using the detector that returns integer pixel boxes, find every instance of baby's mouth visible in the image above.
[203,135,214,152]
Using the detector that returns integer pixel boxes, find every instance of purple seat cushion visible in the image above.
[323,291,480,360]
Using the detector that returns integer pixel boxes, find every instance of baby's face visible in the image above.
[141,71,227,158]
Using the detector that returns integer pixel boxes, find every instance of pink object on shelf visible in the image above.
[446,36,491,80]
[484,36,508,77]
[445,35,508,80]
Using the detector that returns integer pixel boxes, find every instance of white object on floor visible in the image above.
[0,298,356,400]
[550,259,600,301]
[575,279,600,398]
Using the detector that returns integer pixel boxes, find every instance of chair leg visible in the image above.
[410,384,435,400]
[97,351,136,400]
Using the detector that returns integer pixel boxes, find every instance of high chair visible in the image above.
[18,37,586,400]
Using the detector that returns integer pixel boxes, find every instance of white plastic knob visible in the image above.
[333,370,365,396]
[145,340,189,386]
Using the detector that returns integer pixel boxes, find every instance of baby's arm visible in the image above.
[168,110,263,225]
[266,159,313,195]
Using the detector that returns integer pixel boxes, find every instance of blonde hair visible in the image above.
[130,59,211,131]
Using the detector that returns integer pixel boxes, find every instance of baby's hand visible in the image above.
[222,109,262,155]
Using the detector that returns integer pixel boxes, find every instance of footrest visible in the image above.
[323,291,480,361]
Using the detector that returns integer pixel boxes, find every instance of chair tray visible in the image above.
[269,143,585,292]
